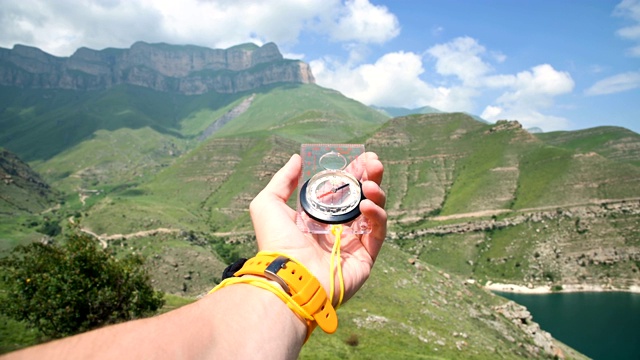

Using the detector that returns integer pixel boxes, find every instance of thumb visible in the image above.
[255,154,301,204]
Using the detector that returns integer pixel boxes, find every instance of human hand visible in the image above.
[249,152,387,306]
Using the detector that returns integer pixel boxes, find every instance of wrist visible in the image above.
[206,282,307,354]
[235,275,310,327]
[210,252,338,340]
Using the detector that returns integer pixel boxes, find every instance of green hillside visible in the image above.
[214,85,387,141]
[0,85,197,162]
[301,244,586,359]
[0,148,56,215]
[1,80,639,358]
[0,85,387,234]
[368,116,640,221]
[0,148,60,250]
[372,105,443,118]
[0,84,387,194]
[536,126,640,167]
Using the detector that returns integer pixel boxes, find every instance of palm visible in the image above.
[250,153,386,306]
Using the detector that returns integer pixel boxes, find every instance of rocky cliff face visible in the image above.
[0,42,315,94]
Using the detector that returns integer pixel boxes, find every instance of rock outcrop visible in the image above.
[494,301,562,358]
[0,42,315,94]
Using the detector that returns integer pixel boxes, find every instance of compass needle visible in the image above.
[335,183,349,192]
[318,183,349,199]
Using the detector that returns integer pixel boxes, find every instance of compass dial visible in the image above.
[300,170,364,224]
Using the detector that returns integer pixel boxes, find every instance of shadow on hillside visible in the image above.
[0,83,303,162]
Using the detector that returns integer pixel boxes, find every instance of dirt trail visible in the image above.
[70,216,181,248]
[71,197,640,248]
[432,209,511,221]
[430,197,640,222]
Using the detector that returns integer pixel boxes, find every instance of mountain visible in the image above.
[0,83,387,196]
[372,105,442,117]
[56,84,389,235]
[536,126,640,166]
[373,105,490,124]
[369,115,640,293]
[0,42,313,94]
[0,148,56,215]
[369,116,640,218]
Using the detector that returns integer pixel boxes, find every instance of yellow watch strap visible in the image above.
[234,253,338,334]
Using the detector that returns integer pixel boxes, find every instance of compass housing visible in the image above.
[299,170,365,225]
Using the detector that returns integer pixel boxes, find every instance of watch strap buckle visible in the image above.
[264,256,291,294]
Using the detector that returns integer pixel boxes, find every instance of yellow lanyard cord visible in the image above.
[329,224,345,308]
[209,228,346,338]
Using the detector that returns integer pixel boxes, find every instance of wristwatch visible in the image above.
[232,253,338,334]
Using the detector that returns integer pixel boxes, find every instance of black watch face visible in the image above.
[299,170,364,224]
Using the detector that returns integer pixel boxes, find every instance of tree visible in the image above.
[0,232,165,339]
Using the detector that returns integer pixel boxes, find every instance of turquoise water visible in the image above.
[496,291,640,360]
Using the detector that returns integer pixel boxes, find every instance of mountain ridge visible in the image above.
[0,42,314,94]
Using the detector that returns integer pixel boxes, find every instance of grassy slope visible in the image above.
[0,148,57,214]
[78,84,387,235]
[0,238,588,359]
[537,126,640,167]
[0,85,254,191]
[213,84,388,142]
[368,115,640,223]
[0,86,189,162]
[407,210,640,288]
[301,244,587,359]
[514,143,640,209]
[366,113,486,220]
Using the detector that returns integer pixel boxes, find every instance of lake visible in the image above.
[495,291,640,360]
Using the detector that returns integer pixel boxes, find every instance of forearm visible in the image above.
[4,284,307,360]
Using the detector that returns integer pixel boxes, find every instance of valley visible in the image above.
[1,41,638,358]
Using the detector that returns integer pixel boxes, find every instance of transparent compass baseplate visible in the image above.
[295,144,371,235]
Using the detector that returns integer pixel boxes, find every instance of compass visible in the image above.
[299,151,365,225]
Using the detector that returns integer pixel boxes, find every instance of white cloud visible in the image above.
[480,64,574,130]
[589,64,608,74]
[617,24,640,39]
[431,26,444,37]
[311,51,431,108]
[283,52,306,60]
[585,70,640,95]
[314,36,575,131]
[629,44,640,56]
[311,50,478,111]
[328,0,400,44]
[614,0,640,56]
[481,105,502,119]
[487,64,575,106]
[491,51,507,63]
[615,0,640,24]
[425,37,574,130]
[0,0,399,56]
[0,0,165,55]
[427,36,493,86]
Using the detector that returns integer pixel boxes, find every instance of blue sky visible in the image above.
[1,0,638,133]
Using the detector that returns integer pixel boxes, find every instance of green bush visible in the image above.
[0,232,164,339]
